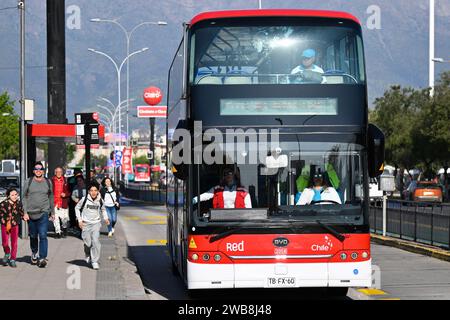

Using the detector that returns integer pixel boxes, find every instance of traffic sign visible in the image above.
[137,106,167,118]
[76,123,99,145]
[75,112,99,124]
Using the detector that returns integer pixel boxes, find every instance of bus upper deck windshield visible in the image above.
[189,20,365,86]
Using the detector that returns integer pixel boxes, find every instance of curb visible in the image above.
[371,234,450,262]
[114,223,150,300]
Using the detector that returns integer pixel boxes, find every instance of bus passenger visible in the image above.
[296,172,341,205]
[290,49,326,83]
[193,168,252,208]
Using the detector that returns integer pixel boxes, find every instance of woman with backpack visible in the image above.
[0,188,29,267]
[100,177,120,237]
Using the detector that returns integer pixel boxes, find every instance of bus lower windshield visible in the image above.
[193,140,365,224]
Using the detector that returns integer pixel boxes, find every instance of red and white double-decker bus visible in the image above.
[134,164,151,183]
[166,9,384,296]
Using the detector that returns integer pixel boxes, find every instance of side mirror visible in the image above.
[368,123,385,178]
[171,119,190,180]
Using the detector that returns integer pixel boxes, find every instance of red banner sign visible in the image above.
[137,106,167,118]
[122,147,133,174]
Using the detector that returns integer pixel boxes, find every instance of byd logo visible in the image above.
[226,241,245,252]
[273,237,289,247]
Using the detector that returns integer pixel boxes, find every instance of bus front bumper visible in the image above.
[187,259,372,289]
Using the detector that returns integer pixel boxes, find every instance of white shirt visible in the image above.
[291,64,327,84]
[291,64,324,74]
[103,187,117,207]
[296,187,341,205]
[196,185,252,208]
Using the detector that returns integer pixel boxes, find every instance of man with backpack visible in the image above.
[75,181,109,270]
[22,161,54,268]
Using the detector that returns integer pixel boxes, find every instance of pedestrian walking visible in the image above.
[51,166,71,238]
[100,177,120,237]
[0,188,29,267]
[71,175,86,204]
[75,182,109,270]
[22,161,54,268]
[68,168,83,228]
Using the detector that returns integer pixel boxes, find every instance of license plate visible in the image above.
[267,277,296,287]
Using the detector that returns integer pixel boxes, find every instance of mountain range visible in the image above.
[0,0,449,135]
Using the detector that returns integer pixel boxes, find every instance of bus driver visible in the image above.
[296,172,341,205]
[193,168,252,209]
[290,48,326,83]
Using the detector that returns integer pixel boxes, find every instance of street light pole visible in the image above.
[429,0,435,97]
[88,48,148,148]
[97,97,135,145]
[90,19,167,145]
[19,0,28,239]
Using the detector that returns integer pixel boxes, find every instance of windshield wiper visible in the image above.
[315,220,346,242]
[209,227,242,243]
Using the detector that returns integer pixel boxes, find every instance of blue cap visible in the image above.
[301,49,316,58]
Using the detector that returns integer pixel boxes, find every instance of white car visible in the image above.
[369,177,383,202]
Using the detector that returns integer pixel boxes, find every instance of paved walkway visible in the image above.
[0,220,147,300]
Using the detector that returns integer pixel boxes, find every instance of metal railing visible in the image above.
[120,182,166,204]
[370,199,450,249]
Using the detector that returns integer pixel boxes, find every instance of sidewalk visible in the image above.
[0,222,147,300]
[371,233,450,262]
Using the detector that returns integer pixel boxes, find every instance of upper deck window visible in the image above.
[190,20,365,86]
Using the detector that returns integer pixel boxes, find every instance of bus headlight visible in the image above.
[362,252,368,259]
[192,254,199,261]
[351,252,358,260]
[214,254,221,262]
[340,253,347,260]
[202,253,210,261]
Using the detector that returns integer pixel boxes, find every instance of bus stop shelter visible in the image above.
[27,123,105,176]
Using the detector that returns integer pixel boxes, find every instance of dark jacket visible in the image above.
[52,176,71,209]
[0,199,25,227]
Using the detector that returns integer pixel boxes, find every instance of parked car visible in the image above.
[413,182,443,203]
[0,173,20,202]
[403,180,443,203]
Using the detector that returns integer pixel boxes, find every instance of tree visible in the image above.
[371,86,421,191]
[371,72,450,198]
[0,92,19,159]
[133,155,149,165]
[77,154,108,169]
[66,144,76,164]
[421,72,450,194]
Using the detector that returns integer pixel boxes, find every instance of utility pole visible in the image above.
[47,0,67,175]
[429,0,435,96]
[19,0,28,239]
[149,118,155,181]
[84,124,92,188]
